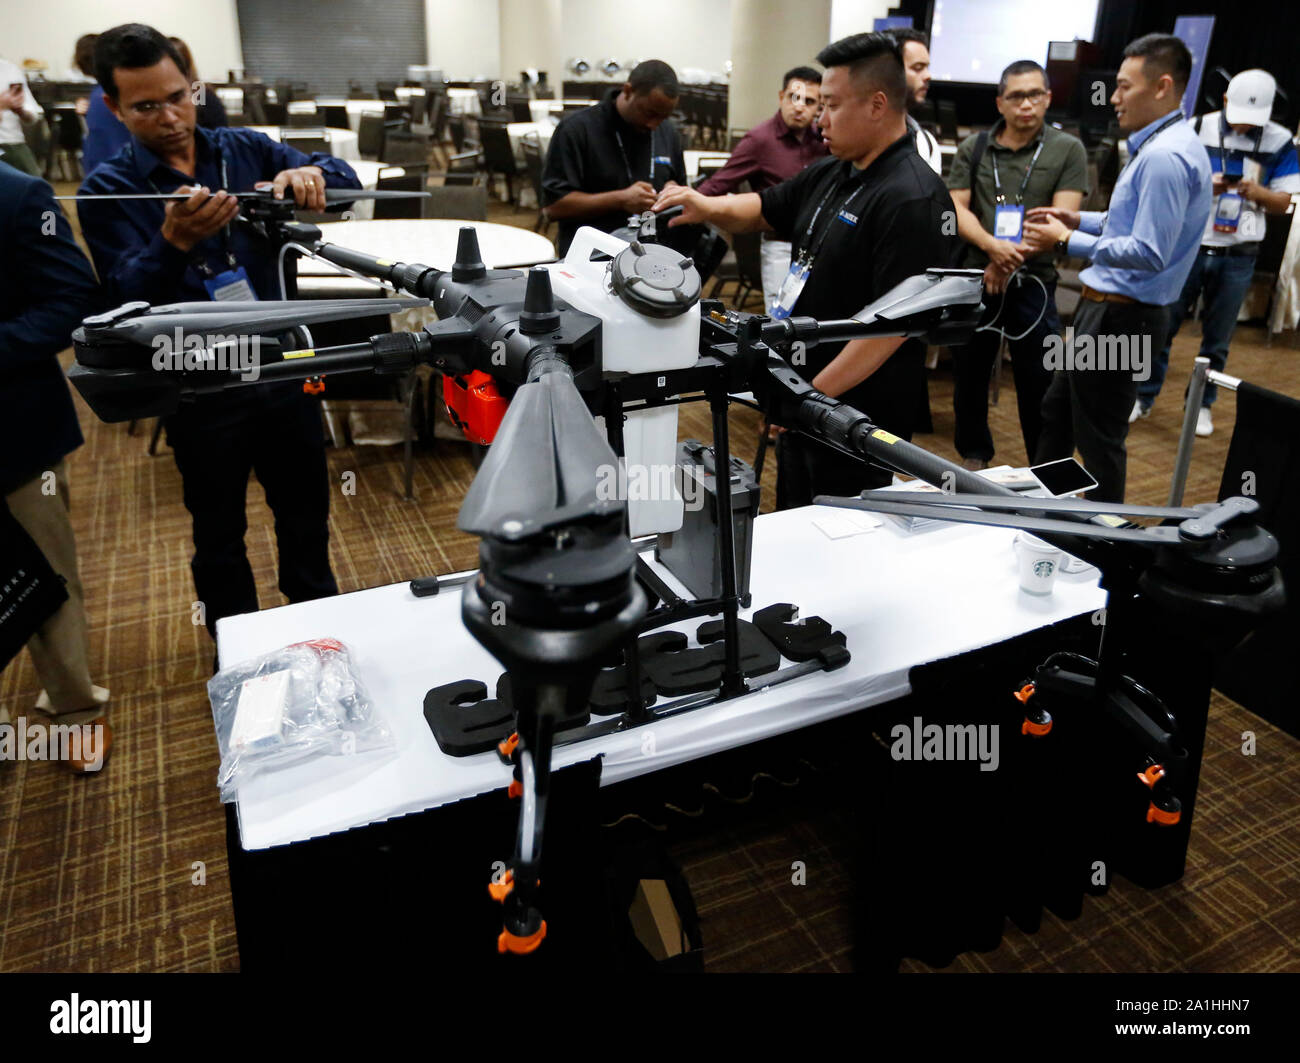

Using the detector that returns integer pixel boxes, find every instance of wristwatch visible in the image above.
[1057,231,1071,253]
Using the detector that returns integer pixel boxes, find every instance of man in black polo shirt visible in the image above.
[654,32,956,508]
[542,59,687,256]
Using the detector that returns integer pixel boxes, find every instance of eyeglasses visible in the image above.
[128,88,192,117]
[1002,89,1049,105]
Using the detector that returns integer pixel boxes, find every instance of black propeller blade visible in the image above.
[58,188,429,202]
[80,298,428,347]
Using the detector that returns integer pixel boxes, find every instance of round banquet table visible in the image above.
[245,125,360,161]
[296,219,556,297]
[445,88,481,116]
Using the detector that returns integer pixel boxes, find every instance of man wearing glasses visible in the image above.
[697,67,828,312]
[946,60,1088,470]
[77,24,362,648]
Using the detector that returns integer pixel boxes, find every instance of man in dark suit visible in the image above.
[0,160,111,772]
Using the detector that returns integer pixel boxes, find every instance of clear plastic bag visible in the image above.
[208,637,393,802]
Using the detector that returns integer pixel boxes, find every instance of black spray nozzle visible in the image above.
[518,267,561,334]
[452,226,487,282]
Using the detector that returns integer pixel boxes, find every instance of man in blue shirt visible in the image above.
[1133,69,1300,436]
[1023,34,1212,503]
[77,24,362,643]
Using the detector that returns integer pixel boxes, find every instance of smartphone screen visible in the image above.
[1030,458,1098,497]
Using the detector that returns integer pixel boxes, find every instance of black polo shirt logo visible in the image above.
[837,208,859,226]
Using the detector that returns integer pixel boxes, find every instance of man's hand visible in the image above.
[652,184,713,227]
[160,185,241,254]
[266,166,327,211]
[0,85,24,113]
[1023,215,1071,252]
[983,262,1014,295]
[1237,178,1262,204]
[618,180,658,215]
[1025,205,1080,231]
[983,237,1024,274]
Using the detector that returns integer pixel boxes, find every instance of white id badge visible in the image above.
[993,204,1024,241]
[1213,193,1243,233]
[204,266,257,301]
[769,259,810,321]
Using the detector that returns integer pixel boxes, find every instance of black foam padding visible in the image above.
[752,603,848,663]
[423,680,514,757]
[640,619,780,696]
[588,664,658,716]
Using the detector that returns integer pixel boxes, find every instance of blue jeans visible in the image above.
[1138,249,1256,409]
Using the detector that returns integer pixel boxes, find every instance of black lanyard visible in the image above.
[797,171,868,266]
[990,135,1045,205]
[614,128,657,185]
[135,139,238,278]
[1217,114,1265,174]
[1127,113,1183,166]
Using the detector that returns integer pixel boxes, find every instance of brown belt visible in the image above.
[1080,284,1141,305]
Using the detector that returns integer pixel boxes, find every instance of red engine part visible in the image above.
[443,370,509,445]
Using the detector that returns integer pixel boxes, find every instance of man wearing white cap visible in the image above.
[1133,69,1300,434]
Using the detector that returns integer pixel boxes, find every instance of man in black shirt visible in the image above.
[654,33,956,508]
[542,59,687,256]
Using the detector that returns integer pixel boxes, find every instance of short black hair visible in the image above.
[1123,33,1192,95]
[74,34,98,79]
[94,23,188,100]
[815,32,907,111]
[998,60,1047,96]
[782,66,822,92]
[886,27,930,50]
[627,59,680,99]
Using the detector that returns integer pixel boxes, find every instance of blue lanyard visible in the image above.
[134,139,238,276]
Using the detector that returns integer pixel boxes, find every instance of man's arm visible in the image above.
[810,336,907,398]
[1070,153,1193,270]
[697,133,762,196]
[0,183,100,367]
[651,186,772,233]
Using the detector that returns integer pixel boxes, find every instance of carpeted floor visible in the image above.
[1,193,1297,973]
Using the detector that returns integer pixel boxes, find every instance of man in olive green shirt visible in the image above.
[946,60,1089,469]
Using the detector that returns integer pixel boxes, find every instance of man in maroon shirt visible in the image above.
[696,66,828,310]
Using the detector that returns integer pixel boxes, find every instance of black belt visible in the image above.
[1202,244,1260,257]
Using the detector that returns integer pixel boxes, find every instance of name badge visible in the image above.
[993,204,1024,241]
[769,258,811,320]
[1213,192,1243,234]
[204,266,257,302]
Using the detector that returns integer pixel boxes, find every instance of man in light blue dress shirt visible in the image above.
[1022,34,1212,503]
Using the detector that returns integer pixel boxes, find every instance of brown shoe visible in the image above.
[961,457,990,472]
[62,717,112,774]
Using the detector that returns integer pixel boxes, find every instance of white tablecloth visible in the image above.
[296,219,555,281]
[307,98,387,132]
[446,88,481,116]
[527,99,594,122]
[506,120,555,164]
[216,86,243,112]
[246,125,360,162]
[217,507,1104,849]
[685,150,731,183]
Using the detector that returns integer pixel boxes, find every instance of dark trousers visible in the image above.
[167,385,337,636]
[1035,298,1167,504]
[1139,248,1257,410]
[952,275,1059,464]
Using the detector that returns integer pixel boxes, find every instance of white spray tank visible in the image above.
[548,226,701,537]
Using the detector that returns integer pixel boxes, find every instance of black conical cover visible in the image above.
[452,226,487,281]
[518,267,560,334]
[457,371,620,538]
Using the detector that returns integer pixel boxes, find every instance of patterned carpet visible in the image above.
[1,196,1298,972]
